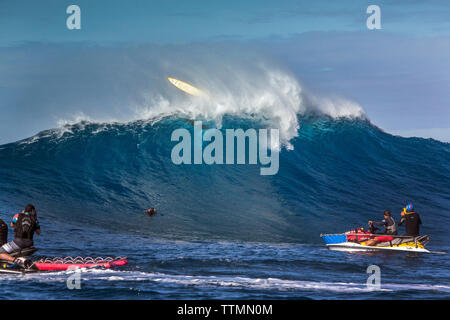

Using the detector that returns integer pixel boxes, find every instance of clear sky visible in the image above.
[0,0,449,143]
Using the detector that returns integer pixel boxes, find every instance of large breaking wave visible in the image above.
[0,115,449,243]
[0,45,448,243]
[1,43,364,149]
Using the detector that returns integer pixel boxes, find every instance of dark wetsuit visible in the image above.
[0,219,8,245]
[372,216,397,235]
[0,213,40,254]
[398,211,422,236]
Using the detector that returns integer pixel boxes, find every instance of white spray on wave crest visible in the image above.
[133,59,365,150]
[30,44,365,149]
[1,43,368,146]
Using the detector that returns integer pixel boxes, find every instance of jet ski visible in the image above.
[320,228,434,253]
[9,247,38,257]
[0,259,40,274]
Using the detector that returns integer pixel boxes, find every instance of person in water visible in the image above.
[365,210,397,246]
[145,208,156,217]
[398,203,422,236]
[0,204,41,268]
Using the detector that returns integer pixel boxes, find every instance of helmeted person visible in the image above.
[368,210,397,235]
[398,203,422,236]
[0,204,41,268]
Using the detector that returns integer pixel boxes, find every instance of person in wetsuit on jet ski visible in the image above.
[368,210,398,235]
[365,210,397,246]
[0,204,41,269]
[398,203,422,237]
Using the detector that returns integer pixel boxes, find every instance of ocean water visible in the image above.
[0,116,449,299]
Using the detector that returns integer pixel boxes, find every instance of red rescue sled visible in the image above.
[34,257,128,271]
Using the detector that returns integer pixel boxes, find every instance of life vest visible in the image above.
[401,210,421,236]
[385,216,397,235]
[14,212,37,240]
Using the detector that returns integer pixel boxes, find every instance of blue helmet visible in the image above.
[406,203,414,212]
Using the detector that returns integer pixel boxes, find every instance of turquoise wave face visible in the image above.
[0,115,449,243]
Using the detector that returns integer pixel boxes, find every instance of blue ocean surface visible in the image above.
[0,116,449,299]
